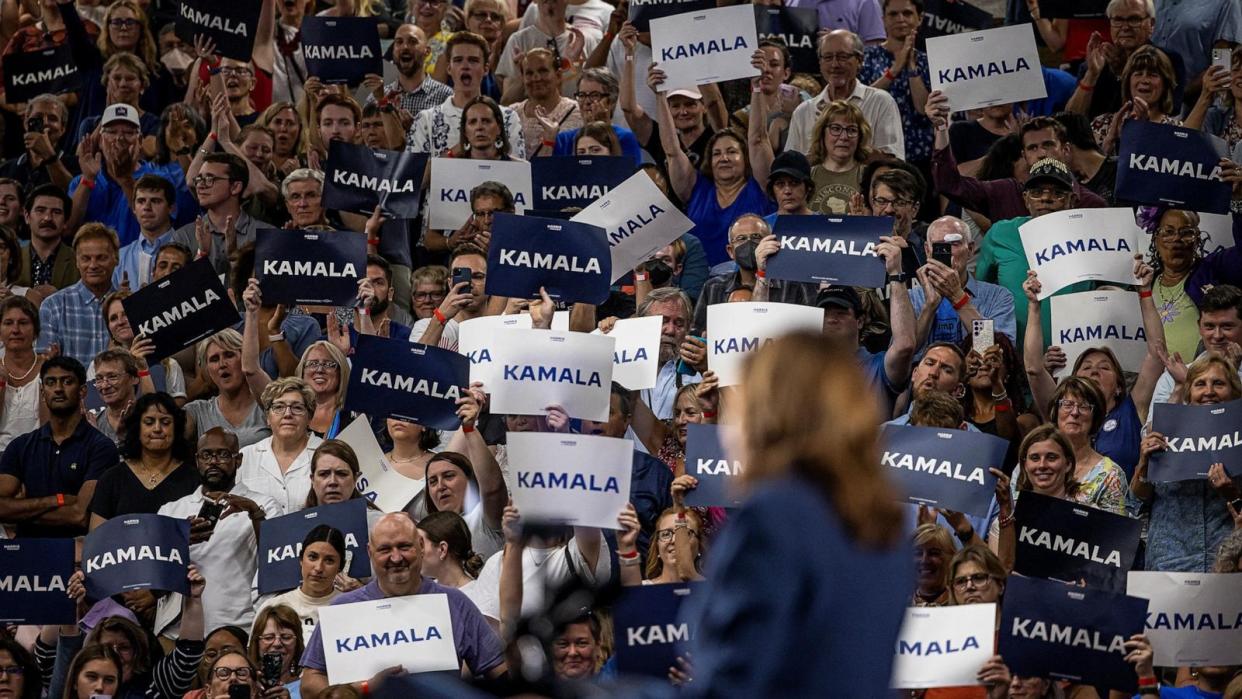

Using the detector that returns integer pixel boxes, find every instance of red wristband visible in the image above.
[0,379,6,388]
[56,493,66,507]
[433,308,448,324]
[951,292,971,310]
[1139,290,1153,298]
[1078,80,1094,92]
[702,410,717,419]
[137,369,151,378]
[542,139,555,147]
[367,238,380,247]
[754,269,766,279]
[1137,677,1158,688]
[618,549,639,559]
[634,272,649,282]
[462,423,475,433]
[360,680,370,697]
[994,401,1011,413]
[81,177,95,190]
[883,68,896,81]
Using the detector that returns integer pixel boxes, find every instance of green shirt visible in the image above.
[1153,275,1200,361]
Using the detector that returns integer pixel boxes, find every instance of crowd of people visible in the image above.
[1,0,1242,695]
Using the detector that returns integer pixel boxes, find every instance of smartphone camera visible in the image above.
[451,266,472,291]
[261,652,283,688]
[26,115,44,134]
[931,242,953,268]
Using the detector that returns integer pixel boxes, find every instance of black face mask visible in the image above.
[733,241,758,271]
[644,259,674,287]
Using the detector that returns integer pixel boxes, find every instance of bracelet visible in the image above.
[542,139,555,148]
[433,308,448,324]
[461,423,475,433]
[359,307,370,316]
[1139,289,1153,298]
[137,369,150,378]
[618,549,639,559]
[951,292,971,310]
[360,680,370,697]
[998,512,1015,529]
[634,272,649,282]
[994,401,1011,413]
[676,511,687,522]
[1077,80,1094,92]
[56,493,66,507]
[0,379,6,388]
[268,332,286,343]
[81,177,95,190]
[367,238,380,247]
[195,250,209,260]
[990,390,1008,401]
[1137,677,1159,688]
[604,30,615,41]
[208,131,217,141]
[883,68,896,81]
[702,410,716,419]
[619,556,642,566]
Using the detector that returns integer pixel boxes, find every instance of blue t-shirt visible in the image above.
[68,162,199,247]
[257,314,324,378]
[685,177,773,266]
[1095,393,1141,479]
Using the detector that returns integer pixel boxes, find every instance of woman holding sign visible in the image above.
[186,329,271,449]
[1091,46,1181,156]
[384,416,439,516]
[100,290,187,405]
[923,544,1012,698]
[1132,354,1242,572]
[617,503,706,586]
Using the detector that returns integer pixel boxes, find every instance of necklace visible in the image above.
[387,451,427,464]
[135,459,173,486]
[1,354,38,382]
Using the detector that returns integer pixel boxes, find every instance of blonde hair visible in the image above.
[1180,353,1242,404]
[296,341,351,411]
[260,376,316,413]
[197,328,243,371]
[72,223,120,253]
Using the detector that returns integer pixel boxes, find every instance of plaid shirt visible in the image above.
[369,77,454,120]
[37,281,114,366]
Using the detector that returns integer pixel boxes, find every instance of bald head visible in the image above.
[369,513,424,595]
[198,426,239,452]
[927,216,971,243]
[196,427,241,490]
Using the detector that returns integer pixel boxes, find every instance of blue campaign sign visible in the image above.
[1013,491,1141,593]
[82,514,189,600]
[920,0,991,40]
[175,0,261,61]
[683,423,743,508]
[300,16,382,85]
[628,0,713,32]
[531,156,635,211]
[753,5,818,73]
[255,228,366,306]
[258,498,370,594]
[0,539,76,624]
[344,335,468,431]
[3,45,80,103]
[1115,121,1232,214]
[121,258,240,363]
[879,424,1004,519]
[999,576,1148,692]
[768,215,889,287]
[322,140,428,219]
[613,582,703,678]
[1150,398,1242,482]
[486,213,611,304]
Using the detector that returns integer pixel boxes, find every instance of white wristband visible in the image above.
[268,333,286,343]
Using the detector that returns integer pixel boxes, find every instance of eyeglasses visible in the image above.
[192,174,229,187]
[0,666,25,678]
[574,91,609,102]
[818,52,859,63]
[197,449,236,463]
[304,359,339,371]
[951,573,993,590]
[416,0,448,5]
[655,528,699,542]
[1056,399,1094,414]
[107,643,134,657]
[413,290,446,301]
[1025,187,1070,202]
[212,666,253,680]
[1156,226,1199,242]
[268,402,308,416]
[730,233,766,245]
[93,372,129,386]
[469,10,504,21]
[258,633,297,645]
[872,196,913,208]
[109,18,140,28]
[102,127,139,139]
[219,67,253,77]
[1107,14,1147,26]
[826,124,860,138]
[471,209,497,219]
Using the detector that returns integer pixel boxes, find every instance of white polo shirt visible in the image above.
[239,435,324,514]
[786,80,905,160]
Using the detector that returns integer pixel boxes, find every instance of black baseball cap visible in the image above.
[815,286,862,314]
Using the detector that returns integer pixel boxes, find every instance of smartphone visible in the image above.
[972,318,995,351]
[196,499,224,527]
[227,685,250,699]
[26,115,44,134]
[675,335,705,376]
[1213,48,1231,72]
[931,242,953,267]
[451,266,472,290]
[261,652,283,688]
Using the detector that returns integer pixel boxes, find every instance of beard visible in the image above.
[658,340,678,365]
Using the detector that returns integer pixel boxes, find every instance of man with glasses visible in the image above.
[281,169,330,229]
[171,153,266,277]
[0,356,118,539]
[368,23,452,120]
[552,68,643,164]
[158,427,282,633]
[417,244,491,350]
[69,104,198,247]
[785,0,885,44]
[427,180,513,252]
[786,30,904,159]
[1066,0,1186,119]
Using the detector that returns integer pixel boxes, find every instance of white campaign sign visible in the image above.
[891,603,996,689]
[707,302,824,386]
[457,312,569,389]
[1049,290,1147,378]
[428,158,532,230]
[318,594,458,683]
[1020,208,1140,299]
[927,23,1045,112]
[571,172,694,282]
[488,329,615,421]
[338,414,423,513]
[649,4,760,90]
[507,432,633,529]
[1137,210,1236,258]
[1128,572,1242,666]
[593,315,662,390]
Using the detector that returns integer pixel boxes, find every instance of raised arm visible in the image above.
[1021,271,1056,420]
[498,503,524,640]
[240,277,275,397]
[252,0,276,76]
[649,65,696,203]
[1132,255,1167,420]
[448,385,506,528]
[746,52,774,190]
[617,23,653,146]
[615,502,644,586]
[881,237,915,388]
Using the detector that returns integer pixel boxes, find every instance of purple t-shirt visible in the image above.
[300,578,504,676]
[784,0,885,41]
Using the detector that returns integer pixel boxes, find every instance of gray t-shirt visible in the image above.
[185,396,271,448]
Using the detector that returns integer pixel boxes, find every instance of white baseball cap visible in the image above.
[101,104,140,128]
[667,87,703,101]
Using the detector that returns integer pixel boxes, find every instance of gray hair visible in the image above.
[637,286,693,321]
[819,29,864,57]
[26,94,68,123]
[1105,0,1154,19]
[579,67,619,101]
[281,168,325,199]
[927,215,973,244]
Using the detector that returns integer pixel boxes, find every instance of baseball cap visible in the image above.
[101,104,140,129]
[667,87,703,101]
[815,286,862,314]
[1023,158,1074,191]
[767,150,813,192]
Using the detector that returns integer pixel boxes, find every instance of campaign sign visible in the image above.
[650,4,760,90]
[1128,571,1242,666]
[258,499,370,594]
[255,228,365,306]
[753,5,818,73]
[628,0,713,33]
[122,258,240,363]
[3,45,80,103]
[531,156,635,211]
[486,214,612,304]
[429,158,531,230]
[507,433,633,529]
[1149,398,1242,481]
[920,0,992,41]
[880,425,1005,519]
[1013,491,1141,593]
[927,24,1046,112]
[571,171,694,283]
[891,603,995,689]
[1037,0,1107,19]
[1048,290,1147,378]
[319,594,458,683]
[458,314,534,388]
[1116,121,1232,214]
[1139,211,1237,260]
[339,415,425,513]
[999,575,1148,692]
[377,219,414,267]
[176,0,261,61]
[613,582,702,677]
[487,329,615,421]
[322,140,428,218]
[768,215,889,287]
[683,423,743,508]
[300,17,382,85]
[0,539,75,624]
[706,302,825,386]
[345,335,468,432]
[594,315,661,390]
[1020,208,1140,299]
[82,514,189,600]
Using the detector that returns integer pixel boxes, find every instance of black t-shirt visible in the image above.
[644,122,714,170]
[948,120,1003,164]
[88,460,200,520]
[1084,156,1118,205]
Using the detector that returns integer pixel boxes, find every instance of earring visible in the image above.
[494,137,504,151]
[463,142,471,152]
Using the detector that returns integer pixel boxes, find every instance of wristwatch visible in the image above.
[886,272,912,286]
